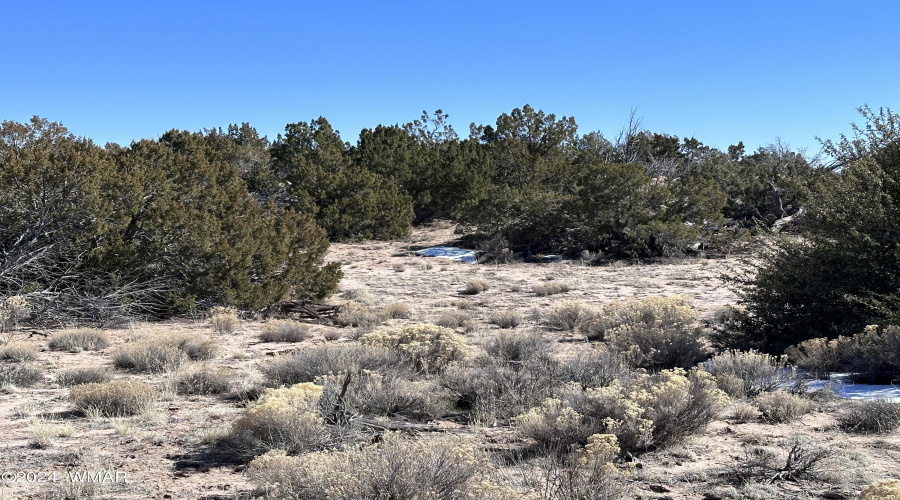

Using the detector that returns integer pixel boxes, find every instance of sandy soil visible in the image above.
[1,222,897,499]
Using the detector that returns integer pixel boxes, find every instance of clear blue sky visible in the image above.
[3,0,897,156]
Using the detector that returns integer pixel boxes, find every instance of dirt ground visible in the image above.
[1,222,897,499]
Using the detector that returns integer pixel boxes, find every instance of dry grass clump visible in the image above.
[221,382,327,458]
[0,341,38,362]
[247,433,514,500]
[48,330,110,352]
[258,320,310,343]
[862,479,900,499]
[260,344,400,387]
[361,323,468,373]
[175,364,234,395]
[516,368,727,452]
[333,302,382,330]
[839,399,900,434]
[112,332,216,373]
[209,306,240,334]
[55,367,112,387]
[0,363,43,388]
[28,418,74,449]
[755,391,813,423]
[453,299,475,310]
[543,300,596,331]
[597,296,709,370]
[434,310,476,332]
[489,309,522,329]
[701,350,790,398]
[383,302,411,319]
[463,278,489,295]
[729,402,759,423]
[532,281,571,297]
[69,380,159,417]
[339,287,374,304]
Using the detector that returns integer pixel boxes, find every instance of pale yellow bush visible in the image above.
[112,332,216,373]
[383,302,411,319]
[210,309,239,334]
[223,382,326,457]
[259,320,309,342]
[463,278,489,295]
[517,368,727,452]
[862,479,900,500]
[543,300,596,331]
[532,281,571,297]
[599,296,708,370]
[361,323,468,372]
[247,433,520,500]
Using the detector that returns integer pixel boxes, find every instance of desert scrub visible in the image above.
[260,344,400,386]
[0,341,38,362]
[755,391,813,423]
[319,370,453,421]
[543,300,596,331]
[463,278,489,295]
[48,330,110,352]
[784,337,841,379]
[55,367,112,387]
[0,363,43,387]
[434,310,476,332]
[259,320,310,342]
[489,309,522,329]
[112,332,216,373]
[247,433,514,500]
[361,323,468,373]
[839,399,900,434]
[383,302,411,319]
[561,348,632,388]
[862,479,900,499]
[532,281,570,296]
[597,296,709,370]
[516,368,727,452]
[209,306,240,334]
[333,302,382,330]
[69,380,158,416]
[442,335,560,424]
[175,364,234,395]
[222,382,327,458]
[0,295,30,331]
[701,350,790,398]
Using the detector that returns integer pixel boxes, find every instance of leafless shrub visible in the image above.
[322,370,453,421]
[55,367,112,387]
[730,402,759,423]
[383,302,411,319]
[532,281,571,297]
[259,320,310,342]
[728,435,834,484]
[69,380,158,417]
[453,299,474,310]
[785,337,841,379]
[839,399,900,434]
[489,310,522,329]
[484,331,552,363]
[48,329,110,352]
[463,278,489,295]
[756,391,813,423]
[209,308,239,334]
[0,341,38,362]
